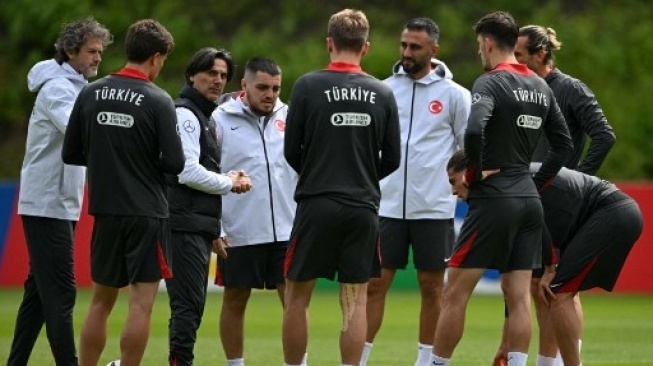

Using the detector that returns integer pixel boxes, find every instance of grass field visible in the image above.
[1,288,652,365]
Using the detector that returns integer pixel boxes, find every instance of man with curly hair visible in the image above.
[9,16,112,366]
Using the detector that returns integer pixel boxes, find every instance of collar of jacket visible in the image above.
[545,68,561,83]
[178,83,216,118]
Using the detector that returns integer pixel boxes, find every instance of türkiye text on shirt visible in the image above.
[511,87,548,106]
[323,86,377,104]
[95,86,145,106]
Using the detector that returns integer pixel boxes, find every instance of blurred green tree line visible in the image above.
[1,0,651,180]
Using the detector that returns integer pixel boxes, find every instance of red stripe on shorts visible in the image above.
[284,238,298,278]
[448,230,478,267]
[157,241,172,279]
[557,256,598,293]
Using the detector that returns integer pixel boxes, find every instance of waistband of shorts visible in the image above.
[594,190,629,209]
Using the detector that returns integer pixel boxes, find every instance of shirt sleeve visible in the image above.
[464,80,494,185]
[42,81,79,134]
[61,90,87,166]
[451,87,472,149]
[284,78,305,174]
[156,96,185,175]
[379,91,401,180]
[176,108,233,195]
[569,80,616,175]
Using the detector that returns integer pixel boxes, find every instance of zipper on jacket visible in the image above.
[402,83,417,219]
[259,114,277,241]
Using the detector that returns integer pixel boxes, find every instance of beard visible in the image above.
[401,58,427,76]
[83,66,99,79]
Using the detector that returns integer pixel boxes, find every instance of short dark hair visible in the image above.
[244,57,281,80]
[474,11,519,50]
[519,25,563,66]
[184,47,235,84]
[447,150,468,173]
[54,17,113,64]
[328,9,369,52]
[125,19,175,63]
[404,17,440,44]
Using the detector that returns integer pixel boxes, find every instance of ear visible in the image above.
[65,50,77,61]
[240,78,246,91]
[361,41,370,57]
[484,37,492,53]
[432,43,440,57]
[535,49,547,64]
[326,37,333,53]
[149,53,159,67]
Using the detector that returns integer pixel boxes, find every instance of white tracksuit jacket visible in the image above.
[213,96,297,247]
[379,59,471,220]
[18,59,87,220]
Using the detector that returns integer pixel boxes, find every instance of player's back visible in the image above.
[467,63,565,198]
[286,68,400,209]
[77,74,181,217]
[478,65,554,170]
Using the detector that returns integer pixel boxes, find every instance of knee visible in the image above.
[223,289,251,309]
[549,292,575,311]
[417,271,445,297]
[367,278,389,298]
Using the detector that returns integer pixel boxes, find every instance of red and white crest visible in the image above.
[429,100,443,114]
[275,119,286,132]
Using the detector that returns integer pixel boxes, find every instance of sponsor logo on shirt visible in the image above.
[275,119,286,132]
[330,113,371,127]
[471,93,482,104]
[429,100,443,114]
[97,112,134,128]
[183,120,195,133]
[516,115,542,129]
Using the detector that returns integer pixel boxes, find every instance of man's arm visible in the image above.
[284,78,305,174]
[570,80,616,175]
[61,94,87,166]
[176,109,233,194]
[533,100,573,189]
[157,98,185,175]
[43,82,80,134]
[379,93,401,180]
[451,88,472,149]
[463,89,494,185]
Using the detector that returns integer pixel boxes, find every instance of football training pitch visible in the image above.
[1,288,652,365]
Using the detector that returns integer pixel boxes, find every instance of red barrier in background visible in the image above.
[613,183,652,292]
[0,184,651,292]
[0,189,94,287]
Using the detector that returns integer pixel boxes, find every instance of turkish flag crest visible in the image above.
[429,100,443,114]
[276,119,286,132]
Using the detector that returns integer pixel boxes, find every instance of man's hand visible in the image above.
[482,168,500,180]
[212,236,229,258]
[538,265,557,306]
[228,170,252,194]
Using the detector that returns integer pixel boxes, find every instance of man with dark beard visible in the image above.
[362,17,471,366]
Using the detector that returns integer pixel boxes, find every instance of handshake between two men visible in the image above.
[228,170,252,194]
